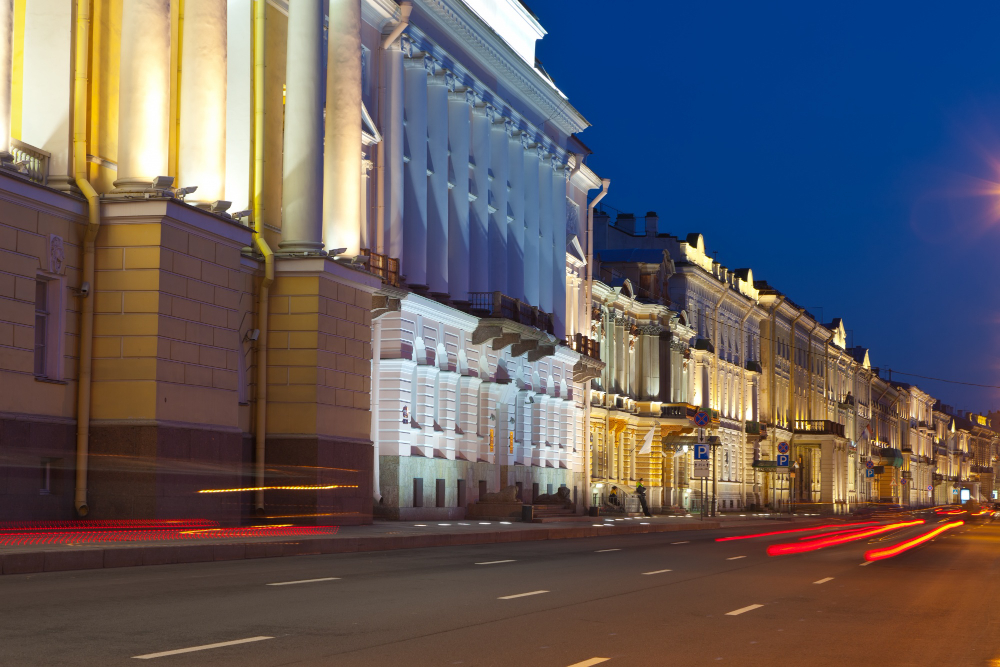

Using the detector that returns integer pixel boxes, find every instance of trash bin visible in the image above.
[521,504,534,522]
[588,506,600,517]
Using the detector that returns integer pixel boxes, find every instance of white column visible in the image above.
[402,46,429,287]
[114,0,171,190]
[178,0,227,205]
[279,0,325,252]
[21,0,73,188]
[0,0,12,159]
[522,136,540,307]
[383,40,405,259]
[426,68,449,295]
[324,0,363,256]
[552,163,568,339]
[537,149,554,314]
[225,0,252,212]
[488,111,510,295]
[361,157,373,248]
[469,100,491,294]
[506,126,525,301]
[446,83,472,302]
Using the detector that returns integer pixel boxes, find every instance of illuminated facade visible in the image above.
[367,1,604,518]
[585,250,694,511]
[0,0,607,524]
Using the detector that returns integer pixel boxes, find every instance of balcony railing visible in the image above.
[468,291,553,334]
[361,249,400,287]
[571,333,600,360]
[745,421,761,436]
[10,139,49,186]
[792,420,845,437]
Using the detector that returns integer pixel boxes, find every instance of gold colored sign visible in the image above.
[509,431,514,454]
[489,428,495,452]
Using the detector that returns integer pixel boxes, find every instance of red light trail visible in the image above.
[715,522,879,542]
[767,520,925,556]
[864,521,964,561]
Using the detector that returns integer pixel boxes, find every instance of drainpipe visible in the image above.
[584,177,609,509]
[73,0,99,517]
[375,1,411,254]
[252,0,274,516]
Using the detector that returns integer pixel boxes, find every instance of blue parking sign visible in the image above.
[777,454,789,467]
[865,468,875,478]
[694,444,709,460]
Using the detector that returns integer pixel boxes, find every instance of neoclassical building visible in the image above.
[0,0,610,524]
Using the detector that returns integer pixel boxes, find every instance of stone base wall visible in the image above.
[377,455,581,520]
[0,415,77,521]
[263,435,373,525]
[87,422,250,524]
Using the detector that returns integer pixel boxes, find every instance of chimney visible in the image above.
[615,212,635,235]
[645,211,659,236]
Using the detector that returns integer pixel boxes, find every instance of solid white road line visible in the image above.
[726,604,763,616]
[266,577,339,587]
[642,569,673,575]
[726,556,746,561]
[672,541,689,545]
[476,560,516,565]
[498,590,549,600]
[595,548,621,553]
[132,637,274,660]
[813,577,834,585]
[566,659,610,667]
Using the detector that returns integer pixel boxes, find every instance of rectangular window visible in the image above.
[34,279,48,376]
[40,458,52,495]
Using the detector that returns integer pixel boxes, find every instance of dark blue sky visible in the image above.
[532,0,1000,413]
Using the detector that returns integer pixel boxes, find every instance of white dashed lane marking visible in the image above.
[595,549,621,553]
[476,560,516,565]
[498,590,549,600]
[133,637,274,660]
[266,577,339,586]
[642,569,672,575]
[814,577,834,585]
[726,604,763,616]
[726,556,746,561]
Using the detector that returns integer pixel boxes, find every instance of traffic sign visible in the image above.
[927,485,933,492]
[777,454,789,467]
[694,411,710,427]
[694,444,709,460]
[692,460,710,478]
[777,442,789,455]
[865,468,875,478]
[865,460,874,470]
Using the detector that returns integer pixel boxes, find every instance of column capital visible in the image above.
[521,132,539,151]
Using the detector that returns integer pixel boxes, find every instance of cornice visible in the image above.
[412,0,589,136]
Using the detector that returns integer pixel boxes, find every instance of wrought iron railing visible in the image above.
[361,249,400,287]
[571,333,600,360]
[467,291,554,334]
[10,139,49,186]
[792,420,845,437]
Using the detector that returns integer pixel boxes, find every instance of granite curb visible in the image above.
[0,520,721,576]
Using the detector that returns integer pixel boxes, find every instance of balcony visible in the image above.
[745,421,762,436]
[569,333,603,382]
[469,291,561,364]
[792,420,845,437]
[361,250,400,288]
[571,333,600,361]
[10,139,50,186]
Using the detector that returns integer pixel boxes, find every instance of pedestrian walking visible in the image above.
[636,478,652,517]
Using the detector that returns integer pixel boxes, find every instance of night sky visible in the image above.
[531,0,1000,413]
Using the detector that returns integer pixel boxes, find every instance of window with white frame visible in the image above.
[33,276,64,380]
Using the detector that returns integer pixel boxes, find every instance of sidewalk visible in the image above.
[0,515,734,576]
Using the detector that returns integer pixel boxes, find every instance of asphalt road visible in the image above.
[1,515,998,666]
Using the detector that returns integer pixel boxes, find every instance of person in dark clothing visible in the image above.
[636,478,652,517]
[608,485,619,506]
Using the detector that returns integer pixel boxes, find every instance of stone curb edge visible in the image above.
[0,521,721,576]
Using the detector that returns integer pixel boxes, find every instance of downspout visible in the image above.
[73,0,99,517]
[738,303,753,511]
[764,295,784,507]
[584,177,609,509]
[375,1,411,254]
[709,291,725,517]
[252,0,273,516]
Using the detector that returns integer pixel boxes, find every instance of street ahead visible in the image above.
[1,516,999,666]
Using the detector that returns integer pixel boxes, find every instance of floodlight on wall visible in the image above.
[209,200,232,213]
[330,248,348,256]
[232,210,251,221]
[151,176,174,189]
[245,328,260,342]
[176,185,198,200]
